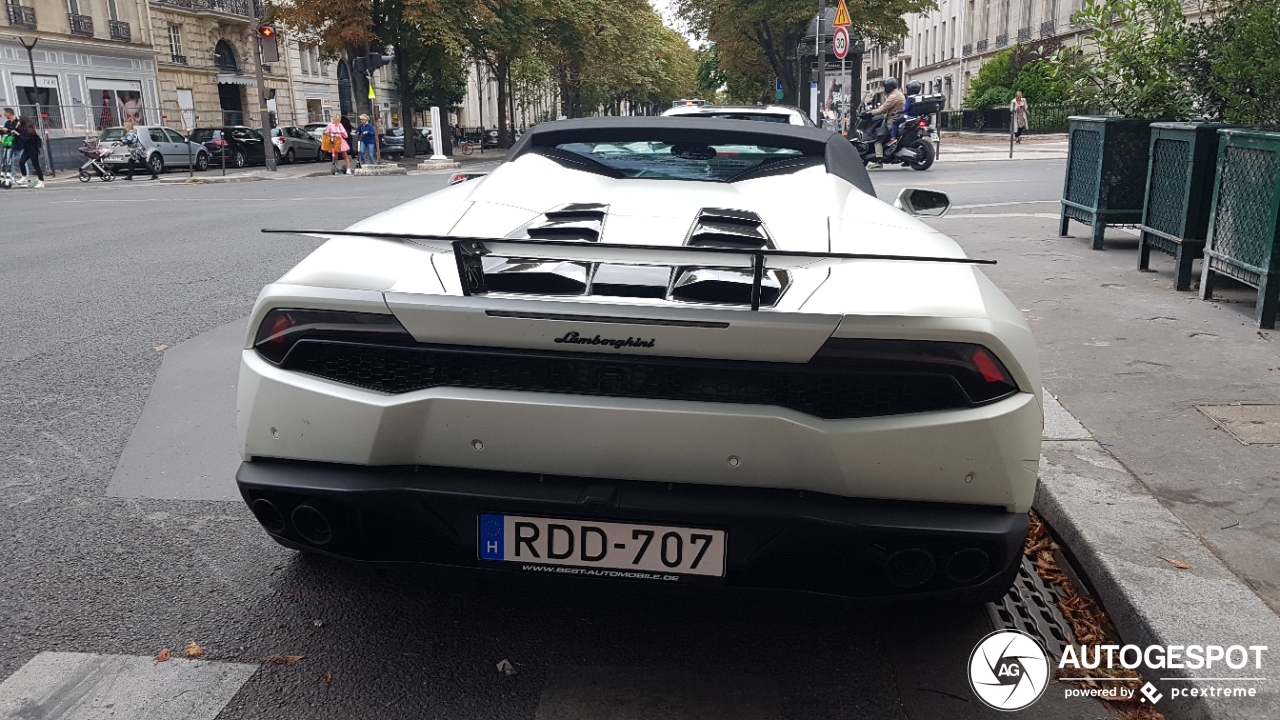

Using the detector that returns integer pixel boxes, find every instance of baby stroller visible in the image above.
[77,135,116,183]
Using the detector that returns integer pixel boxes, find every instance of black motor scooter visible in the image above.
[851,94,944,171]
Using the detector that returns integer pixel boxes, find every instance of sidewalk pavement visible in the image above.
[936,138,1068,162]
[933,203,1280,716]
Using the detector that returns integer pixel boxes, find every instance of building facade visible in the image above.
[862,0,1089,109]
[2,0,159,136]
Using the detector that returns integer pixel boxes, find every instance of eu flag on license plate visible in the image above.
[479,514,504,560]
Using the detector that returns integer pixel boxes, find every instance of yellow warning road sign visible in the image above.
[833,0,852,26]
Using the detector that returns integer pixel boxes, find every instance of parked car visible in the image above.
[188,126,275,168]
[271,126,322,163]
[378,127,431,159]
[236,117,1042,602]
[100,125,210,174]
[303,122,328,142]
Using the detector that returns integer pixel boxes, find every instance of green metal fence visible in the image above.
[1138,123,1235,290]
[1200,129,1280,328]
[1059,117,1154,249]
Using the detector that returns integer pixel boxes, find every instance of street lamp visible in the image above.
[13,35,55,177]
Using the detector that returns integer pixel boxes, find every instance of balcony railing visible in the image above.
[68,12,93,36]
[1017,26,1032,41]
[109,19,129,40]
[995,33,1008,47]
[866,67,884,80]
[170,53,187,64]
[976,38,989,52]
[962,43,973,56]
[152,0,251,17]
[7,4,36,28]
[1040,19,1057,37]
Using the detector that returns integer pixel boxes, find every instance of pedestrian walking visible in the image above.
[322,113,352,175]
[1010,91,1029,143]
[16,119,45,188]
[356,114,376,167]
[1,108,20,186]
[121,121,157,181]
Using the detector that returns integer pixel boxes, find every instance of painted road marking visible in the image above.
[0,652,256,720]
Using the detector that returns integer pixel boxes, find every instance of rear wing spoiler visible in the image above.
[263,229,995,311]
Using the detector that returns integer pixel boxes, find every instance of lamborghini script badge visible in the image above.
[554,331,656,349]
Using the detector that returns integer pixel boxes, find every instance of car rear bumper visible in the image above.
[238,349,1042,512]
[238,458,1028,600]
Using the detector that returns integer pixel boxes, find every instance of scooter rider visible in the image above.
[864,78,905,169]
[891,81,923,141]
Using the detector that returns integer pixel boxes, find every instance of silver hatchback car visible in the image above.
[100,126,210,174]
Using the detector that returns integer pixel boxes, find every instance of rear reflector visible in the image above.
[811,338,1019,404]
[253,309,413,365]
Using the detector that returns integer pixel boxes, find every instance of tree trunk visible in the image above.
[496,55,509,148]
[395,47,416,158]
[507,68,516,138]
[430,62,453,157]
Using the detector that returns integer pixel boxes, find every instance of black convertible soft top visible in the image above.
[505,116,874,196]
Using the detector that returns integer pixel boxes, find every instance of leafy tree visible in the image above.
[695,45,725,100]
[1047,0,1193,119]
[964,40,1064,108]
[1180,0,1280,127]
[674,0,934,107]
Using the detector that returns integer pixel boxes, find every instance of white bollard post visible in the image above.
[430,106,446,160]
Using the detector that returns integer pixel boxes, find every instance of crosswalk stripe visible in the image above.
[0,652,257,720]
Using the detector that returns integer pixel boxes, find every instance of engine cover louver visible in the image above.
[474,204,786,308]
[672,208,786,306]
[521,203,608,242]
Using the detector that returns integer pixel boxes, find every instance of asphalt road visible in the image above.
[0,159,1102,719]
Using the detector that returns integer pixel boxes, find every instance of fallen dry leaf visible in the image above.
[263,655,305,665]
[184,641,204,659]
[153,648,171,663]
[312,620,324,628]
[496,659,516,676]
[323,671,333,684]
[154,344,169,352]
[1158,556,1190,569]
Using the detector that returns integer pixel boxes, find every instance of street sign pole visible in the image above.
[815,0,825,126]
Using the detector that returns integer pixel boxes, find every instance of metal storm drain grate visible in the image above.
[1197,404,1280,444]
[986,556,1074,660]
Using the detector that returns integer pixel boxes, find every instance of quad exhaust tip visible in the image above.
[250,498,286,534]
[291,504,334,546]
[946,548,991,584]
[885,548,935,588]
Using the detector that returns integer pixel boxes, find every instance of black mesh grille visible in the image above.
[281,340,974,420]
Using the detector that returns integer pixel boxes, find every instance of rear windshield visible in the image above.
[554,141,805,182]
[100,128,124,141]
[189,129,215,142]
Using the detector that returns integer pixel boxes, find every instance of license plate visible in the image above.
[478,514,726,579]
[930,131,940,142]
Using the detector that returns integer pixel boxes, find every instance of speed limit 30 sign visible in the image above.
[833,26,850,60]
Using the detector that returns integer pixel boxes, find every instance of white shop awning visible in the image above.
[216,73,255,86]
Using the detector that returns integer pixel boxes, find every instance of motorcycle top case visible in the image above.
[909,94,946,115]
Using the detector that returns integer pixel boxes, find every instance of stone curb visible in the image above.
[354,164,408,176]
[1036,391,1280,720]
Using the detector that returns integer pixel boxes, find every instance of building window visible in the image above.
[214,39,237,72]
[107,0,118,21]
[67,0,79,15]
[168,25,183,57]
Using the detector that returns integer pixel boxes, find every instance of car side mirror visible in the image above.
[894,188,951,218]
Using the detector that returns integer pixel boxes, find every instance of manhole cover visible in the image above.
[1197,405,1280,445]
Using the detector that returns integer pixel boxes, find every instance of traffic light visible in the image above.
[354,52,394,75]
[257,25,280,63]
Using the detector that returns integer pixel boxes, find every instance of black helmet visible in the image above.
[905,80,922,95]
[883,77,899,92]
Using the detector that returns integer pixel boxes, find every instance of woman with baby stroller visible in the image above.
[121,121,157,181]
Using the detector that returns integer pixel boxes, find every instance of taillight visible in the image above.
[253,309,414,364]
[811,338,1019,404]
[918,120,929,127]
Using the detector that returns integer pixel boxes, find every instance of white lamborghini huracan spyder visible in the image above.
[237,117,1042,600]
